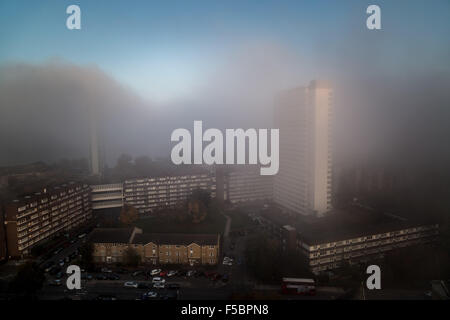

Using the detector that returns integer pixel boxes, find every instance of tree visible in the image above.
[119,204,139,226]
[134,155,153,176]
[186,189,212,224]
[117,153,133,169]
[79,242,94,271]
[123,247,141,267]
[8,262,45,298]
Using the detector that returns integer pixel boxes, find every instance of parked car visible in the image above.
[132,271,143,277]
[187,270,196,277]
[43,261,55,272]
[101,267,113,273]
[124,281,138,288]
[152,277,166,284]
[58,259,65,267]
[167,270,177,277]
[50,279,62,286]
[55,271,63,279]
[160,291,177,300]
[153,282,165,289]
[144,291,158,298]
[96,274,108,280]
[178,270,187,277]
[159,270,168,277]
[49,266,61,275]
[78,233,86,239]
[212,273,222,281]
[81,273,93,280]
[150,269,161,276]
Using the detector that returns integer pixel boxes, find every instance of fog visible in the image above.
[1,42,450,174]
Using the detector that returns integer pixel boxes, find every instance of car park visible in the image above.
[167,283,180,290]
[49,266,61,275]
[81,273,93,280]
[96,295,117,300]
[43,261,55,272]
[117,268,128,274]
[108,274,120,280]
[212,273,222,281]
[124,281,138,288]
[137,282,150,289]
[96,274,108,280]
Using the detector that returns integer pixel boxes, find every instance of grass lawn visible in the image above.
[134,213,226,235]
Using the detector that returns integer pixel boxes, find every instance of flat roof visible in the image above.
[261,204,437,245]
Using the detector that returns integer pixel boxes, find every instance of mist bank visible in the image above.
[1,60,450,174]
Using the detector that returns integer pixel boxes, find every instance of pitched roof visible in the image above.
[132,233,219,246]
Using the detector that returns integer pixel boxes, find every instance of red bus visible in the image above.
[281,278,316,295]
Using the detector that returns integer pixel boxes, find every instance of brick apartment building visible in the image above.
[257,204,439,274]
[123,173,216,214]
[91,227,220,266]
[3,182,92,258]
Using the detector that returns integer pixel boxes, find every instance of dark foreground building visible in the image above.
[3,182,92,258]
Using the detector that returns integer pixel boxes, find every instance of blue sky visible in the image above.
[1,0,449,100]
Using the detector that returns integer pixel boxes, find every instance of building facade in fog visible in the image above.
[4,182,92,258]
[91,227,220,266]
[0,212,6,262]
[91,183,124,210]
[257,204,439,274]
[123,174,215,213]
[274,80,333,217]
[225,166,273,204]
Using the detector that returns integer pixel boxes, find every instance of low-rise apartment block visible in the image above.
[257,204,439,274]
[91,227,220,266]
[3,182,92,258]
[123,173,215,213]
